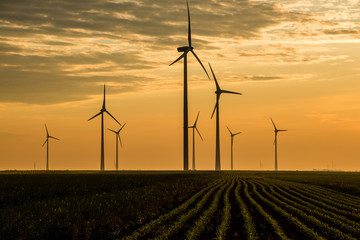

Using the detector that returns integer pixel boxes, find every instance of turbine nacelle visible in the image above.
[169,1,209,79]
[189,111,203,140]
[227,126,241,137]
[209,62,242,119]
[177,46,193,52]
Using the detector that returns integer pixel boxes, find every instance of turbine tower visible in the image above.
[271,118,287,171]
[42,124,59,171]
[209,62,241,171]
[226,126,241,171]
[88,84,120,171]
[188,112,203,170]
[108,123,126,171]
[169,0,209,171]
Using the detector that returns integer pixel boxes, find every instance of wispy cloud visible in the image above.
[0,0,358,104]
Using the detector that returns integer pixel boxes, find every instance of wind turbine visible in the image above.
[88,84,120,171]
[188,112,203,170]
[169,0,209,171]
[226,126,241,171]
[209,62,241,171]
[42,124,59,171]
[108,123,126,171]
[270,118,287,171]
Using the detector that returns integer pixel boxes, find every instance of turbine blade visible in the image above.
[118,135,123,147]
[208,62,220,90]
[270,118,277,131]
[226,125,232,135]
[105,110,121,125]
[191,50,210,79]
[45,124,49,136]
[108,128,117,134]
[194,111,200,126]
[102,84,106,109]
[234,132,241,136]
[119,123,126,132]
[169,48,190,66]
[195,127,203,141]
[49,136,59,140]
[186,0,191,47]
[42,139,48,147]
[211,94,221,119]
[211,100,218,119]
[88,111,102,121]
[278,129,288,132]
[222,90,242,95]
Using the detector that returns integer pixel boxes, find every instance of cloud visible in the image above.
[0,0,357,104]
[240,74,313,82]
[306,113,357,124]
[0,131,24,140]
[238,44,348,65]
[323,29,360,35]
[0,0,290,104]
[0,67,155,104]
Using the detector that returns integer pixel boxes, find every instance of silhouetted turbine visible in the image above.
[188,112,203,170]
[108,123,126,171]
[226,126,241,171]
[271,118,287,171]
[209,62,241,171]
[88,85,120,171]
[42,124,59,171]
[170,0,209,171]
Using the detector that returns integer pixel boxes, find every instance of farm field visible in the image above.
[1,171,359,240]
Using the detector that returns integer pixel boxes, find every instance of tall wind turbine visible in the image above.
[88,85,120,171]
[188,112,203,170]
[169,0,209,171]
[271,118,287,171]
[42,124,59,171]
[226,126,241,171]
[209,62,241,171]
[108,123,126,171]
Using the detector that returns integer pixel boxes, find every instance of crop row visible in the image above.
[267,183,360,236]
[215,180,235,240]
[281,182,360,214]
[292,183,360,206]
[274,182,360,222]
[247,181,323,240]
[242,179,289,240]
[119,177,359,240]
[184,180,231,240]
[253,180,358,240]
[234,180,258,240]
[122,179,226,240]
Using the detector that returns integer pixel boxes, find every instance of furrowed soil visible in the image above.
[1,171,359,240]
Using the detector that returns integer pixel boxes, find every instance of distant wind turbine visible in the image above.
[42,124,59,171]
[88,84,120,171]
[271,118,287,171]
[169,0,209,171]
[108,123,126,171]
[209,62,241,170]
[226,126,241,171]
[188,112,203,170]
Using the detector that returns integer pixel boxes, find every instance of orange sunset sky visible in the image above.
[0,0,360,171]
